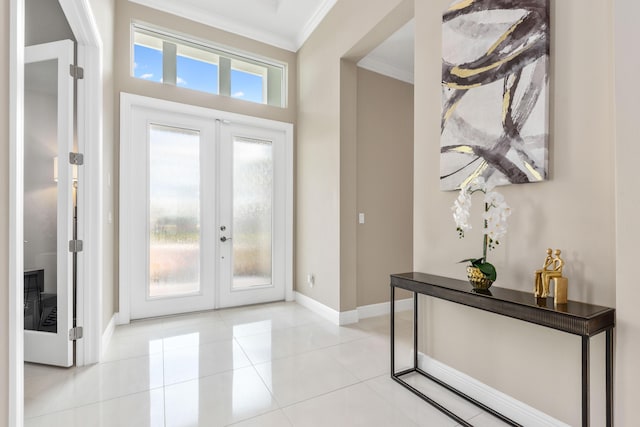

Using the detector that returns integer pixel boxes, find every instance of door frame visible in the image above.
[9,0,103,425]
[119,93,294,324]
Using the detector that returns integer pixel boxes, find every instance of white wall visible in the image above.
[0,0,10,423]
[87,0,116,332]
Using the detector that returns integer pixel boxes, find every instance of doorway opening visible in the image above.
[10,0,104,424]
[119,94,293,322]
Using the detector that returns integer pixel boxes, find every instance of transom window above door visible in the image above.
[131,23,287,107]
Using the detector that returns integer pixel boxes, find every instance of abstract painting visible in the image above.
[440,0,550,191]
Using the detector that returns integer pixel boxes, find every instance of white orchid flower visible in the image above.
[452,178,510,255]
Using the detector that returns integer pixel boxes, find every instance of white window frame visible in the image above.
[131,23,287,107]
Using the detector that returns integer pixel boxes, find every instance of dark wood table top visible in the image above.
[391,272,615,337]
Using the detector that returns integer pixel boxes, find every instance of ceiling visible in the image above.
[129,0,337,52]
[130,0,415,84]
[358,19,415,85]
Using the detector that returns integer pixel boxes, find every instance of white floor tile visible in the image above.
[459,412,513,427]
[401,372,483,421]
[316,336,390,381]
[25,389,165,427]
[228,409,293,426]
[24,302,516,427]
[161,322,235,352]
[164,366,279,426]
[103,331,164,362]
[235,322,354,364]
[364,375,459,426]
[80,354,164,403]
[283,382,420,427]
[163,339,251,385]
[253,350,360,407]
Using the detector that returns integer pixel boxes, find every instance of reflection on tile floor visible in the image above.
[24,301,509,426]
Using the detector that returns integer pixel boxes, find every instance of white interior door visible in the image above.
[128,106,216,320]
[217,123,286,308]
[121,95,292,320]
[23,40,75,367]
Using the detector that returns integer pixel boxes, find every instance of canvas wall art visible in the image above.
[440,0,550,191]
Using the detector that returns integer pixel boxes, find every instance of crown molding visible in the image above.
[129,0,296,51]
[357,56,414,85]
[130,0,337,52]
[296,0,337,50]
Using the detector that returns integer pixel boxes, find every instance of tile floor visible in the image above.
[24,302,508,426]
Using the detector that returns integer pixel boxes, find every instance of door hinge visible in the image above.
[69,152,84,165]
[69,240,84,253]
[69,326,84,341]
[69,64,84,80]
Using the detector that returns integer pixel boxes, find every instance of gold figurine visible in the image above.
[553,277,568,305]
[534,248,553,297]
[534,249,568,305]
[541,249,564,298]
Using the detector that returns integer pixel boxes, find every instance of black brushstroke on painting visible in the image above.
[440,0,550,186]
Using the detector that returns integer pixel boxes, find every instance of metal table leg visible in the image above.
[413,292,418,369]
[606,328,613,427]
[582,336,590,427]
[390,285,395,377]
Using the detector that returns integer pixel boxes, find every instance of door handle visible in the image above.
[220,236,232,242]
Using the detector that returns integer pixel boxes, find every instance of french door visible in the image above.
[23,40,75,366]
[122,99,288,319]
[218,123,287,308]
[127,108,216,319]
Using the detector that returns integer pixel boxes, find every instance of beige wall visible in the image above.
[414,0,614,425]
[1,0,9,423]
[356,68,413,307]
[614,0,640,424]
[114,0,296,125]
[297,0,413,311]
[3,0,639,425]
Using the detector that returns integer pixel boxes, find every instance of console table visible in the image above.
[390,272,615,427]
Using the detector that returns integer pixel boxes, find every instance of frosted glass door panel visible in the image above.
[126,102,215,319]
[149,124,201,298]
[218,121,286,308]
[232,137,273,290]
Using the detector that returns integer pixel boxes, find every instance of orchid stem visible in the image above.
[483,202,488,262]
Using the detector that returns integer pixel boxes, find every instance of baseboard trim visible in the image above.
[358,298,413,319]
[294,292,345,325]
[294,292,413,326]
[339,309,359,325]
[101,313,118,361]
[418,353,570,427]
